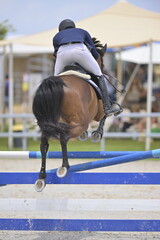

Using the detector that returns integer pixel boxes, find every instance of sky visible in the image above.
[0,0,160,38]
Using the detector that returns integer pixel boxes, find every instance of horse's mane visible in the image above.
[92,37,106,57]
[92,37,103,48]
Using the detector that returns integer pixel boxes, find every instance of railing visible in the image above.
[0,113,160,150]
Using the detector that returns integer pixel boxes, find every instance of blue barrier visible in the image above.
[0,219,159,231]
[0,172,160,185]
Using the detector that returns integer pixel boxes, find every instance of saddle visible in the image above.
[57,63,102,99]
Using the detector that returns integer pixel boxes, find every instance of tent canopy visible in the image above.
[77,0,160,48]
[0,43,52,56]
[0,0,160,48]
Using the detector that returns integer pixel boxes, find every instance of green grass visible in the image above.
[0,138,160,151]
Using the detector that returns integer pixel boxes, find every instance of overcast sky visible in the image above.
[0,0,160,37]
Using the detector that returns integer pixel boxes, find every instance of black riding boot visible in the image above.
[98,75,122,117]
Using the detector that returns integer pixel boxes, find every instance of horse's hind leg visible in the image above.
[91,115,107,142]
[56,136,70,178]
[35,135,49,192]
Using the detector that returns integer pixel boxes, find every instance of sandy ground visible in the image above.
[0,157,160,239]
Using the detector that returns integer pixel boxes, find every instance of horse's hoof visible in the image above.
[91,131,102,143]
[56,167,68,178]
[78,131,88,141]
[35,179,46,192]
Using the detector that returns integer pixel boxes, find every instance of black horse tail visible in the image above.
[32,76,70,139]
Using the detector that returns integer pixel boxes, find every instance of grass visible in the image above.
[0,137,160,152]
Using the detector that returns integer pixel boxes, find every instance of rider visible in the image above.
[53,19,122,117]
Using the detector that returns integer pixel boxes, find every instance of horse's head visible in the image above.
[92,37,107,71]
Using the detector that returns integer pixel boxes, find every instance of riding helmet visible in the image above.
[59,19,76,31]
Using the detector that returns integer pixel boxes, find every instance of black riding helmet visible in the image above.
[59,19,76,31]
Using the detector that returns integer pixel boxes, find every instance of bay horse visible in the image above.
[32,39,108,191]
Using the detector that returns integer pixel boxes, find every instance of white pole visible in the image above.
[0,151,29,159]
[0,198,159,212]
[8,44,14,149]
[146,41,153,150]
[100,137,105,151]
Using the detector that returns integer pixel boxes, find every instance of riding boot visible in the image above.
[98,75,122,117]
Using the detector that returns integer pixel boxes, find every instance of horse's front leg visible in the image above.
[56,137,70,178]
[35,135,49,192]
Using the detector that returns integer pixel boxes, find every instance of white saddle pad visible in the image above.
[58,70,91,80]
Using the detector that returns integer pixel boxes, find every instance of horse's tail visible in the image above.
[32,76,70,139]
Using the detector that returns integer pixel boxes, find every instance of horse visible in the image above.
[32,39,108,192]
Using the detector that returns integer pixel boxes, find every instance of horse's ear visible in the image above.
[102,44,107,56]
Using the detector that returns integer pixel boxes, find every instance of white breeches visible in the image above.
[54,43,102,76]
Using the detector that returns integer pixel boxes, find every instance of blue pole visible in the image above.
[0,218,159,231]
[47,149,160,173]
[29,150,160,159]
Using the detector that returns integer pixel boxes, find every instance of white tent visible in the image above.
[117,42,160,64]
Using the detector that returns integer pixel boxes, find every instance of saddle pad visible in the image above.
[58,70,91,79]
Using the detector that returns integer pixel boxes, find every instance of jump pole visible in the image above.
[0,150,159,159]
[47,149,160,173]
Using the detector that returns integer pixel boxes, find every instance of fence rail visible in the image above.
[0,112,160,150]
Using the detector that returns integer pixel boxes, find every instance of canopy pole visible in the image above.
[8,43,14,149]
[0,46,6,131]
[118,64,140,105]
[145,41,153,150]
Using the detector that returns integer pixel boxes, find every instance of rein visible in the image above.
[92,38,125,94]
[104,73,125,94]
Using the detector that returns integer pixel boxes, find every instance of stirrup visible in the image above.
[111,102,123,116]
[104,105,120,117]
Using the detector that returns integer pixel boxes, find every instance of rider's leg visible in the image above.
[54,48,70,75]
[76,46,122,116]
[98,75,122,116]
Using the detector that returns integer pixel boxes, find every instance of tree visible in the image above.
[0,19,15,40]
